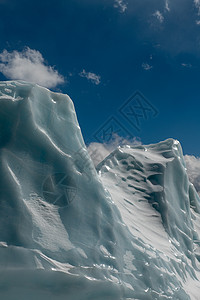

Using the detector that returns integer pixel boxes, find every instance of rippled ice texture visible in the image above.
[0,81,200,300]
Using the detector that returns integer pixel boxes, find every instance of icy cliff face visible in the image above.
[0,81,200,300]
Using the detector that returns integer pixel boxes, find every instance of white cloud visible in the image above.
[87,134,141,167]
[79,69,101,85]
[153,10,164,23]
[181,63,192,68]
[87,143,111,167]
[114,0,127,13]
[196,20,200,25]
[165,0,170,12]
[0,47,64,88]
[142,63,153,70]
[185,155,200,195]
[194,0,200,15]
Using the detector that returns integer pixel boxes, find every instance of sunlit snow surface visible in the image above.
[0,81,200,299]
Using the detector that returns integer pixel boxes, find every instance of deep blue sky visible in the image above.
[0,0,200,155]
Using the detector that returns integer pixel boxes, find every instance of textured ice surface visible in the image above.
[0,81,200,299]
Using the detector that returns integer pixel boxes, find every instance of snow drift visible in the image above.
[0,81,200,299]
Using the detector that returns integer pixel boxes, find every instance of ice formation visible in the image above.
[0,81,200,299]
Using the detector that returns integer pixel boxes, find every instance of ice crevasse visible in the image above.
[0,80,200,299]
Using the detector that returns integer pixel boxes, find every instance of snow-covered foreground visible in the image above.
[0,81,200,299]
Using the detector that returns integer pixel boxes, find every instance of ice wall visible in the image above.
[0,81,200,299]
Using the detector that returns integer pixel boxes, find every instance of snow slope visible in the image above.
[0,81,200,299]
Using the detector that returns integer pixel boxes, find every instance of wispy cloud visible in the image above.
[153,10,164,23]
[79,69,101,85]
[165,0,170,12]
[0,47,64,88]
[194,0,200,15]
[181,63,192,68]
[114,0,127,13]
[142,63,153,71]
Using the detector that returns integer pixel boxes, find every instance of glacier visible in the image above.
[0,80,200,299]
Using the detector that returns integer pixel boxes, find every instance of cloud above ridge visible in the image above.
[0,47,64,88]
[87,134,141,167]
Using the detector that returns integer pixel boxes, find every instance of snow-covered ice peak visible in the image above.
[97,139,200,298]
[0,81,200,299]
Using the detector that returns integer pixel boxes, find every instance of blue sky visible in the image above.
[0,0,200,155]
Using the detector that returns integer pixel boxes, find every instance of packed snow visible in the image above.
[0,81,200,299]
